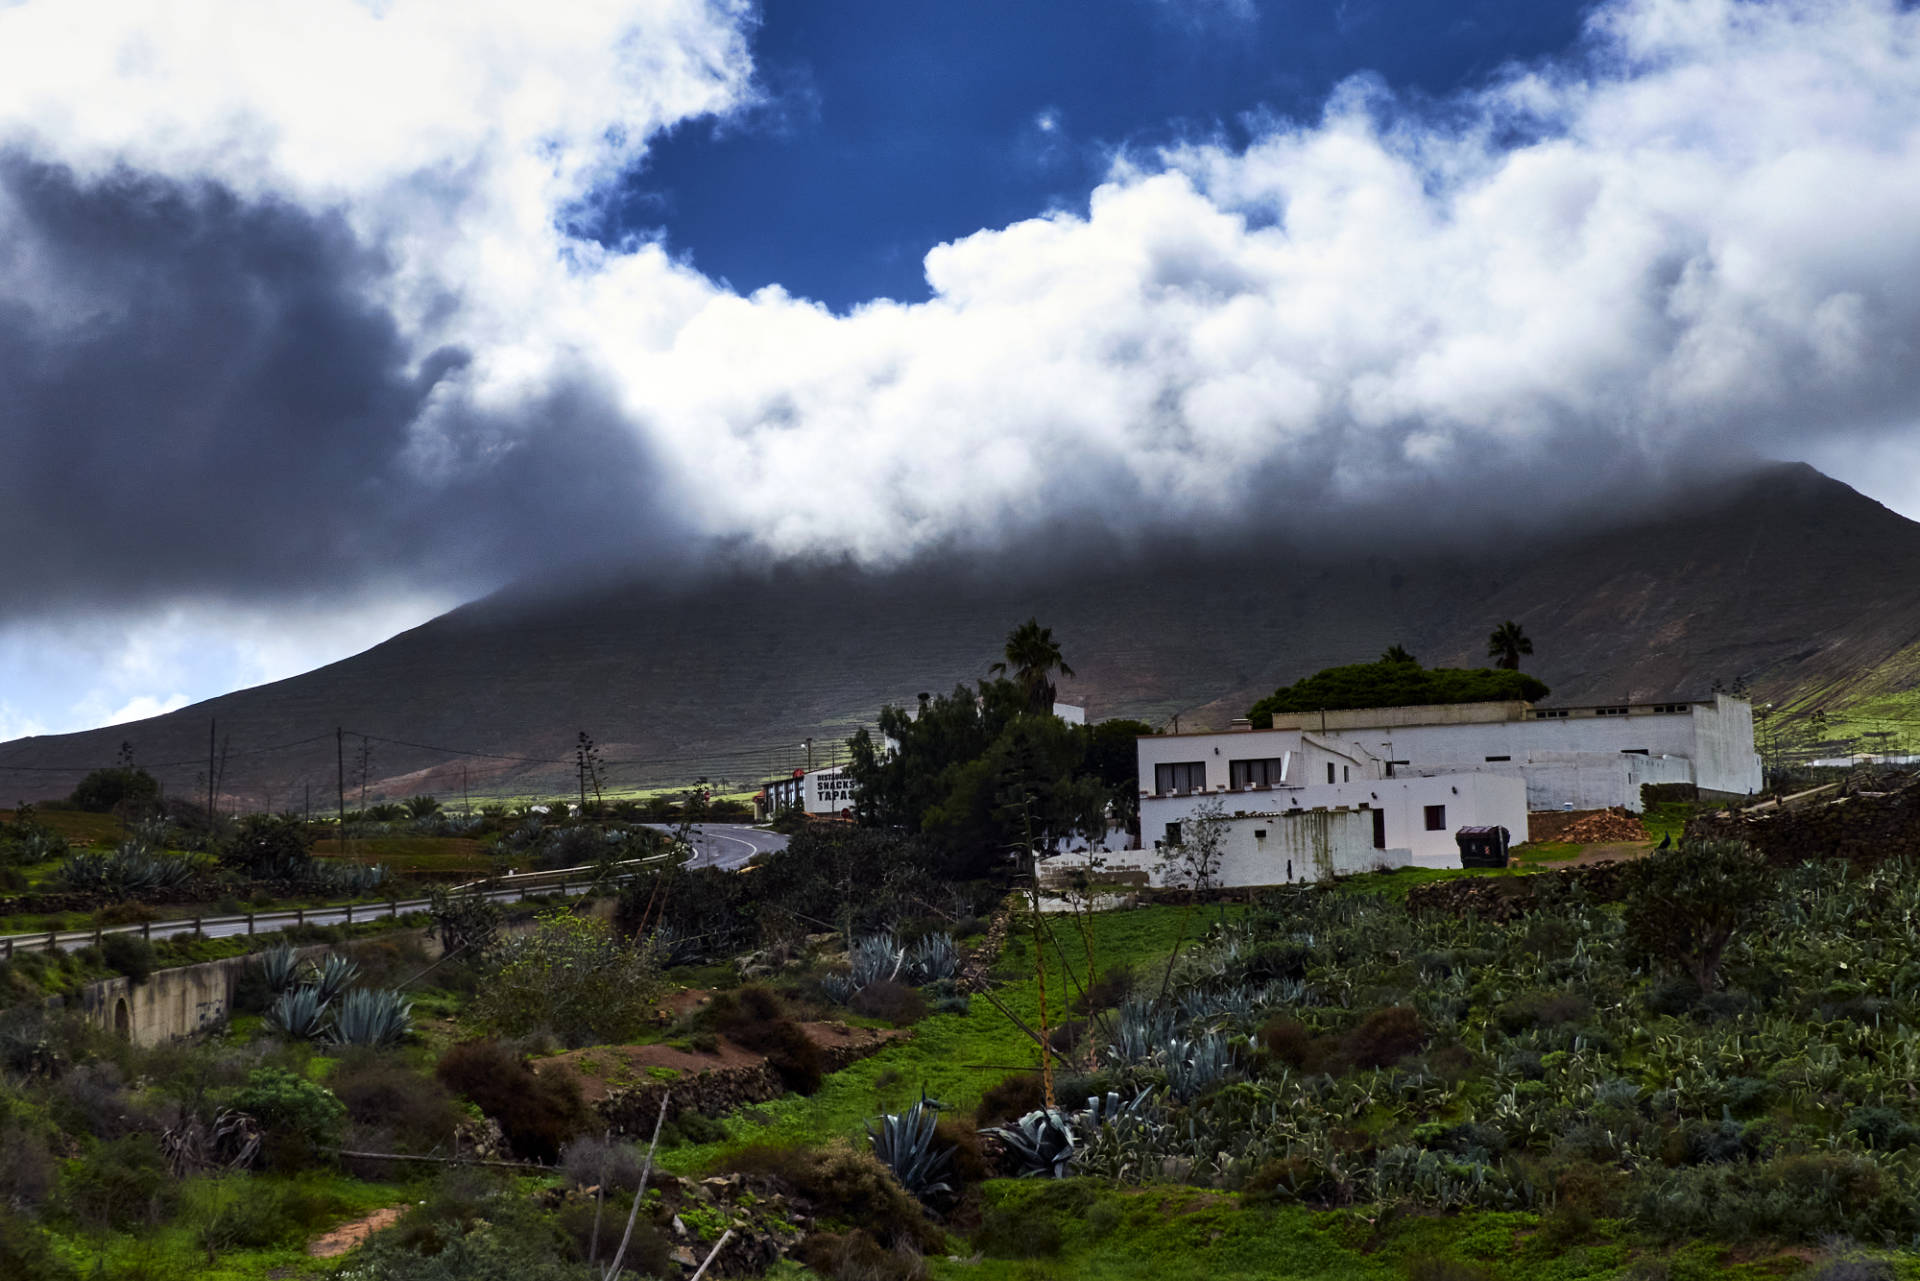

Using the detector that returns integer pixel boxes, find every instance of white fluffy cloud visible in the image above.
[4,0,1920,731]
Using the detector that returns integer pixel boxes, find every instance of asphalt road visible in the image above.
[646,822,789,869]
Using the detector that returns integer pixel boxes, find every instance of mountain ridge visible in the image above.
[6,462,1918,805]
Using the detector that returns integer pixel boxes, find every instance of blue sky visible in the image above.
[623,0,1590,309]
[1,0,1919,738]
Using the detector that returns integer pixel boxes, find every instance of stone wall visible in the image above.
[1688,780,1920,867]
[594,1036,896,1136]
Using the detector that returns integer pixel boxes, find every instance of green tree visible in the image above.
[472,912,664,1048]
[989,617,1076,715]
[1623,839,1775,993]
[69,766,159,815]
[1380,644,1417,665]
[1083,718,1156,840]
[1248,659,1548,727]
[1486,620,1534,671]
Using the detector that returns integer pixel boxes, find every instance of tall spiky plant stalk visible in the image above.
[1019,795,1055,1109]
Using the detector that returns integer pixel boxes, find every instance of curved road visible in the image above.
[647,822,788,869]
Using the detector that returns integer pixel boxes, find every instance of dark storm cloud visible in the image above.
[0,156,684,614]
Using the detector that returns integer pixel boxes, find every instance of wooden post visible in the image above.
[192,915,202,936]
[142,921,150,941]
[344,903,353,925]
[246,913,255,936]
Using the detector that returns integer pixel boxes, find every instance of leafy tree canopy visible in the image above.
[1248,658,1549,728]
[69,767,159,814]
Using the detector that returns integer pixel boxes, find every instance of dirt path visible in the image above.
[307,1205,404,1258]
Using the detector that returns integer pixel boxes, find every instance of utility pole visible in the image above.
[803,737,813,771]
[206,718,216,820]
[336,727,346,830]
[463,764,470,818]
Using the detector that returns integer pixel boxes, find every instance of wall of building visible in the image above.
[1140,772,1527,863]
[1040,805,1402,891]
[1691,694,1765,797]
[1136,728,1381,800]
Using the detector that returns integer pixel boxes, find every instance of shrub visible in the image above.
[1259,1016,1330,1072]
[329,1051,465,1154]
[975,1073,1045,1127]
[797,1230,927,1281]
[720,1142,944,1254]
[559,1134,653,1193]
[57,1133,175,1231]
[0,1209,73,1280]
[472,912,663,1048]
[1493,990,1592,1033]
[229,1066,346,1170]
[850,979,930,1025]
[98,933,156,985]
[1341,1006,1425,1070]
[436,1040,590,1163]
[705,985,824,1094]
[70,767,160,815]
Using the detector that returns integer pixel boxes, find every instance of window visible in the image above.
[1652,703,1692,714]
[1532,709,1568,719]
[1343,765,1350,782]
[1485,755,1511,762]
[1372,808,1386,849]
[1326,762,1336,784]
[1593,706,1630,717]
[1620,748,1649,755]
[1229,757,1285,788]
[1164,821,1182,846]
[1253,829,1267,840]
[1424,804,1447,831]
[1155,761,1206,793]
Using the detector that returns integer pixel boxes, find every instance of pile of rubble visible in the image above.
[1527,807,1647,844]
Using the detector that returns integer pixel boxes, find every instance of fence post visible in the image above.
[344,902,353,925]
[45,930,55,953]
[558,874,568,897]
[142,920,150,941]
[192,915,201,937]
[4,937,11,959]
[93,924,102,946]
[295,907,304,927]
[247,913,255,936]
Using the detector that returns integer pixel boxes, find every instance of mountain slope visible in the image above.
[6,463,1918,805]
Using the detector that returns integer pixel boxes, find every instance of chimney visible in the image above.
[1230,717,1253,731]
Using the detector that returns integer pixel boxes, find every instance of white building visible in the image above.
[759,764,860,820]
[1137,727,1529,863]
[1039,803,1409,892]
[1267,694,1762,812]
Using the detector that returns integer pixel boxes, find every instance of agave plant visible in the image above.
[310,954,362,1004]
[327,987,414,1048]
[906,932,961,984]
[266,984,330,1040]
[868,1097,955,1201]
[983,1107,1078,1178]
[1163,1032,1240,1102]
[257,944,303,996]
[1105,996,1178,1067]
[820,972,859,1006]
[1080,1087,1160,1130]
[850,932,906,988]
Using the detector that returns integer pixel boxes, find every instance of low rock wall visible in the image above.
[1688,783,1920,867]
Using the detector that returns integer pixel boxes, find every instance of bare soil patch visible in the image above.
[538,1021,906,1104]
[308,1205,404,1258]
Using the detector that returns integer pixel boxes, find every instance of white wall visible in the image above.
[1691,694,1765,797]
[1136,728,1381,800]
[1140,772,1527,864]
[1039,805,1405,891]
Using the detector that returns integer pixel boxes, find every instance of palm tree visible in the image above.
[1380,645,1417,665]
[990,618,1075,715]
[1487,621,1534,671]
